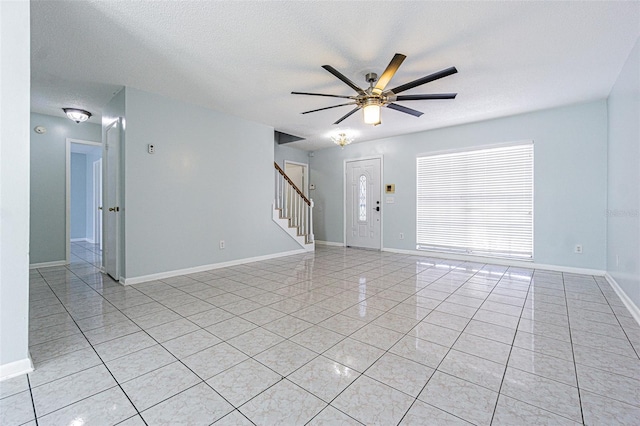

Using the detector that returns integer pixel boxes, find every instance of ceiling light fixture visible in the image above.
[63,108,92,124]
[363,100,381,125]
[331,132,355,148]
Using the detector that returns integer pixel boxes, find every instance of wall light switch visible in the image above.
[386,197,395,204]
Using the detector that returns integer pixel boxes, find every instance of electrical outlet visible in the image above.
[574,244,582,254]
[399,232,404,240]
[148,144,155,154]
[219,240,225,249]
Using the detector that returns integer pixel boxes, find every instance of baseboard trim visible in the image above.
[315,240,345,247]
[605,273,640,326]
[122,249,307,285]
[381,247,606,276]
[0,356,33,381]
[70,238,88,242]
[29,260,67,269]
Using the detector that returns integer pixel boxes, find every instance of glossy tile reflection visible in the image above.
[3,243,638,425]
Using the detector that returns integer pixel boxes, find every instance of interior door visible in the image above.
[346,158,381,249]
[104,119,121,280]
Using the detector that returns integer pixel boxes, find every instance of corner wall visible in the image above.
[310,100,608,271]
[607,38,640,311]
[0,0,31,379]
[122,88,300,280]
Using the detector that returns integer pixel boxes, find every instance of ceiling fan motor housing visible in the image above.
[365,72,378,84]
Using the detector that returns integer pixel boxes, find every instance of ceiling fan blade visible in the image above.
[333,107,361,125]
[291,91,356,99]
[386,103,424,117]
[395,93,457,101]
[389,66,458,94]
[373,53,406,94]
[322,65,367,96]
[301,102,357,114]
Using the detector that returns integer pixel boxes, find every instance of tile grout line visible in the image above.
[563,272,587,425]
[488,266,534,425]
[25,374,39,426]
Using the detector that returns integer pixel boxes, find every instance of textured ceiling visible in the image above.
[31,1,639,150]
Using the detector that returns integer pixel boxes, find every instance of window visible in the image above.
[358,175,367,221]
[416,142,533,260]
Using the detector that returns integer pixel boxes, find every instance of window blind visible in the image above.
[416,142,533,260]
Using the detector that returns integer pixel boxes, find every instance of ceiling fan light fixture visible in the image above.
[330,131,355,148]
[363,104,381,125]
[63,108,92,123]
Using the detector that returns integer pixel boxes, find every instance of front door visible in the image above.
[346,158,381,249]
[104,119,121,280]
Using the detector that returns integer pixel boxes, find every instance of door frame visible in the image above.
[65,138,102,264]
[93,158,103,250]
[343,155,384,249]
[283,160,309,196]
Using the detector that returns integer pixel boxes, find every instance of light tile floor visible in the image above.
[2,242,640,425]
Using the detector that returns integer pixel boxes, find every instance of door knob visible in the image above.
[108,207,120,212]
[375,206,380,212]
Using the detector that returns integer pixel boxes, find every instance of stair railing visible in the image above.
[274,162,314,244]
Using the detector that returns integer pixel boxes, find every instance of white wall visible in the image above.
[30,113,101,264]
[0,0,31,378]
[310,100,608,271]
[122,88,300,280]
[607,38,640,308]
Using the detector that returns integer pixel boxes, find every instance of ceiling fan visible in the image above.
[292,53,457,126]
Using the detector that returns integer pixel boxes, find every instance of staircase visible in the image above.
[273,162,314,251]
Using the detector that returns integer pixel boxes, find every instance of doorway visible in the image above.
[67,139,102,266]
[284,161,308,195]
[345,157,382,249]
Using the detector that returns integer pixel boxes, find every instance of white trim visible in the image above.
[0,356,33,381]
[382,247,606,276]
[66,138,101,265]
[29,260,67,269]
[122,249,306,285]
[343,155,384,250]
[605,273,640,326]
[315,240,345,247]
[70,238,89,242]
